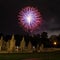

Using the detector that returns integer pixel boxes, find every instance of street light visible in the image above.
[53,41,57,45]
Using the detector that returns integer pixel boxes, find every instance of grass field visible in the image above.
[0,51,60,60]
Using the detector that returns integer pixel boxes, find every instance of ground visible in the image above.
[0,51,60,60]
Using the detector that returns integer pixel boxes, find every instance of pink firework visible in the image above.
[18,6,42,32]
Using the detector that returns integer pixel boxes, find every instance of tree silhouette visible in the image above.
[5,34,12,42]
[15,34,23,46]
[41,32,50,48]
[24,33,29,47]
[57,34,60,47]
[0,33,3,39]
[50,35,58,47]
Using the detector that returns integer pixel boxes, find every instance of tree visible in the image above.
[15,34,23,46]
[41,32,48,38]
[41,32,50,48]
[50,35,58,47]
[8,34,16,52]
[28,41,32,51]
[24,34,29,47]
[20,37,25,52]
[0,36,3,51]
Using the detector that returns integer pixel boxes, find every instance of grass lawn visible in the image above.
[0,51,60,60]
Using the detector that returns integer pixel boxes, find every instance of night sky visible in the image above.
[0,0,60,35]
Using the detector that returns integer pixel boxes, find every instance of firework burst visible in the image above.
[18,6,42,32]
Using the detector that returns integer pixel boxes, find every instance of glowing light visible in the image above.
[53,41,57,45]
[18,6,42,32]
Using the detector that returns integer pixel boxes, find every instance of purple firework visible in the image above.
[18,6,42,32]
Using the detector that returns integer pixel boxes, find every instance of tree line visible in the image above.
[0,32,60,48]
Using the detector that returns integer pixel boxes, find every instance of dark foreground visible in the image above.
[0,51,60,60]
